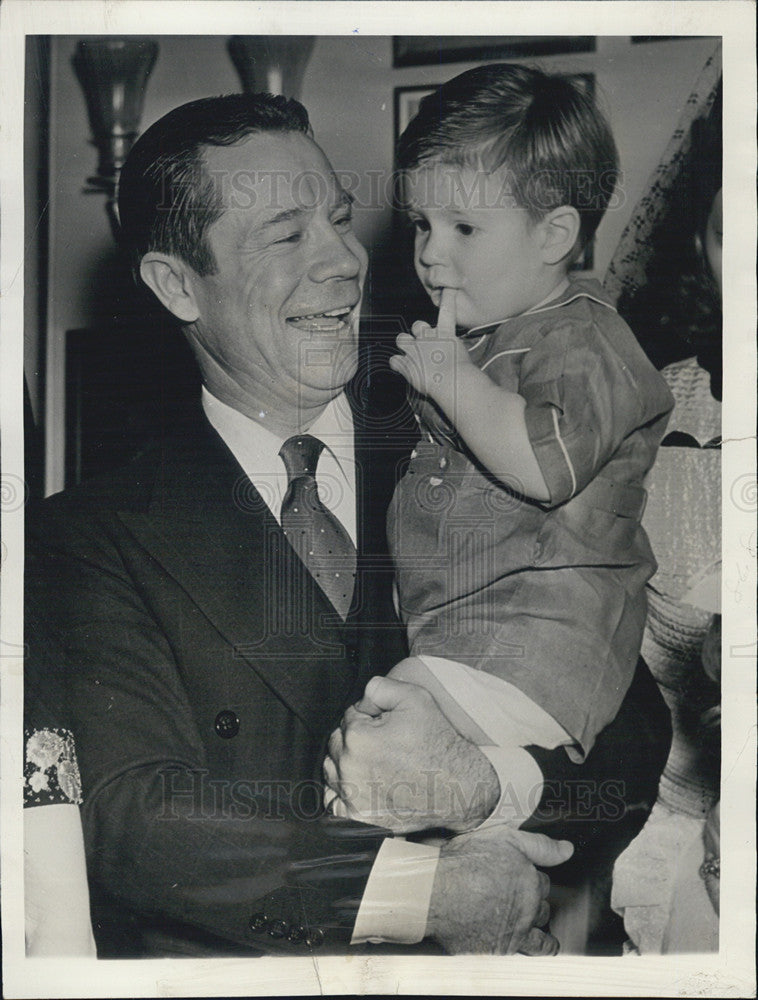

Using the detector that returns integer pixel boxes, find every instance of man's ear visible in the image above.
[539,206,582,266]
[140,253,200,324]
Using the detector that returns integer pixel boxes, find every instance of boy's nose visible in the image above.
[417,230,448,269]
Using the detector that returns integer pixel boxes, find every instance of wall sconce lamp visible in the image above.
[227,36,315,98]
[73,38,159,238]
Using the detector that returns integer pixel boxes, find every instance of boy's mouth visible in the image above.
[426,286,455,307]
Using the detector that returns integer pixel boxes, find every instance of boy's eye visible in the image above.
[409,216,430,233]
[455,223,475,236]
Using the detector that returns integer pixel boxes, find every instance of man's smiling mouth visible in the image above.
[287,306,355,332]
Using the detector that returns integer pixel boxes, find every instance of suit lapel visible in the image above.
[118,415,357,735]
[348,394,411,694]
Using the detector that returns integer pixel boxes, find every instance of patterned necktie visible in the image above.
[278,434,357,619]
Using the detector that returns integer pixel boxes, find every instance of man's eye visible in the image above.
[274,232,302,245]
[332,213,353,231]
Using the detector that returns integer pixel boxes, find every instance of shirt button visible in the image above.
[305,928,325,948]
[214,710,240,739]
[288,925,306,944]
[268,919,289,939]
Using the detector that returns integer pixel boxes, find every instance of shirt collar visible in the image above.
[201,386,354,478]
[464,278,571,338]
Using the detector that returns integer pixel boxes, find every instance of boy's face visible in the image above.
[404,162,557,331]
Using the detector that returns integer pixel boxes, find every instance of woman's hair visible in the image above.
[617,82,722,376]
[396,63,619,250]
[118,93,311,276]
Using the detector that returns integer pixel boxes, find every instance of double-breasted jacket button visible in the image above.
[268,918,289,939]
[214,710,240,739]
[305,927,325,948]
[249,912,267,933]
[288,924,306,943]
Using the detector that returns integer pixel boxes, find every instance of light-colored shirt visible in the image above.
[202,386,555,946]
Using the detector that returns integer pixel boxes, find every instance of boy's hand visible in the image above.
[389,288,473,407]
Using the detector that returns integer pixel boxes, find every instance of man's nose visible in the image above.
[308,230,364,283]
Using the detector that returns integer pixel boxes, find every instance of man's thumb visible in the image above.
[507,829,574,868]
[354,675,410,714]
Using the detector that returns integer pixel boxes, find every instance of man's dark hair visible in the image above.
[397,63,619,249]
[118,92,311,276]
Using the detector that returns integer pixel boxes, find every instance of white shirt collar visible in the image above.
[201,386,356,540]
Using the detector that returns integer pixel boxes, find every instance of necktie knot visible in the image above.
[279,434,325,481]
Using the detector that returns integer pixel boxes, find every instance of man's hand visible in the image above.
[427,825,573,954]
[324,675,500,833]
[389,288,473,407]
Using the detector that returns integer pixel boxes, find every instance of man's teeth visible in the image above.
[289,307,351,321]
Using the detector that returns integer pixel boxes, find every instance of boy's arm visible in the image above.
[389,289,550,502]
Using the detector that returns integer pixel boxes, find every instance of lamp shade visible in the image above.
[227,36,315,98]
[73,38,159,188]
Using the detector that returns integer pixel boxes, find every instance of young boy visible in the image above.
[382,64,674,778]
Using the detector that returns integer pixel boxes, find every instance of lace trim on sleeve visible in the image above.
[24,727,83,807]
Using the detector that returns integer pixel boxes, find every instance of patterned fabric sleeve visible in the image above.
[24,727,83,807]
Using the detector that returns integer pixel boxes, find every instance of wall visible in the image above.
[37,34,719,493]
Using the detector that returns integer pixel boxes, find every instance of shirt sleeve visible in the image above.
[350,838,440,945]
[519,316,649,505]
[386,655,571,827]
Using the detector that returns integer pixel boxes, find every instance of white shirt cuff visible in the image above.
[350,837,440,945]
[415,654,574,749]
[477,745,546,829]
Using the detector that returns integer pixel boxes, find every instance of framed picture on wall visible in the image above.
[394,73,596,270]
[393,35,595,67]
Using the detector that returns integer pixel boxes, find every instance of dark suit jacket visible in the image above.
[25,402,670,956]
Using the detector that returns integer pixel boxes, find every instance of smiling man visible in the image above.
[25,94,576,957]
[25,93,670,959]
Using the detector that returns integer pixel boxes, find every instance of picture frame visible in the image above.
[393,35,595,67]
[394,73,596,270]
[631,35,698,43]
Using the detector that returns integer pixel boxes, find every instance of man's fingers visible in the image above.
[518,927,560,957]
[537,870,551,899]
[322,754,339,790]
[436,287,457,337]
[361,674,417,713]
[352,689,384,716]
[507,829,574,868]
[341,704,366,729]
[330,796,350,819]
[327,728,343,761]
[534,899,551,928]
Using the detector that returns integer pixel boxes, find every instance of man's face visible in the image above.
[404,162,552,331]
[185,132,367,415]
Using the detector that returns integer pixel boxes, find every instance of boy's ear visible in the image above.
[539,206,582,265]
[140,252,200,324]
